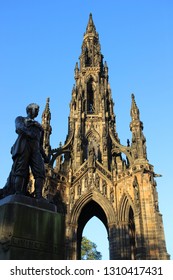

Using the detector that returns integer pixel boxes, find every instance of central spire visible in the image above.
[79,13,102,69]
[67,13,117,171]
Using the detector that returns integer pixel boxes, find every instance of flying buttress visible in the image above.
[49,123,75,167]
[109,127,133,166]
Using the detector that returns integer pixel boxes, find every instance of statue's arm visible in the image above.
[15,116,35,138]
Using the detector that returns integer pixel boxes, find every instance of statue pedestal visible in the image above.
[0,195,65,259]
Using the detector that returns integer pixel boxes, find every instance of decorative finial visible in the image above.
[131,93,135,101]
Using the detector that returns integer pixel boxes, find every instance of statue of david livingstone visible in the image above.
[0,103,49,199]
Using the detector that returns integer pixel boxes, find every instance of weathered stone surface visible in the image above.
[0,195,65,259]
[37,14,169,260]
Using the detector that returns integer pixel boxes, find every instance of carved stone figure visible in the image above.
[102,180,107,196]
[133,176,139,205]
[88,144,95,168]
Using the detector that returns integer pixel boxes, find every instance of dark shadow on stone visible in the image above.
[0,194,65,259]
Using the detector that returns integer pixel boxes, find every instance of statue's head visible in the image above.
[26,103,39,119]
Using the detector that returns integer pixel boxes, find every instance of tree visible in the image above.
[81,236,102,260]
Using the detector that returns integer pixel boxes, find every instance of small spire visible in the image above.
[130,93,140,121]
[104,61,108,68]
[45,97,50,111]
[130,94,147,161]
[42,97,52,155]
[75,62,79,69]
[74,62,79,79]
[104,61,108,77]
[42,97,51,118]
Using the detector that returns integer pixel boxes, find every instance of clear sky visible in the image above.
[0,0,172,260]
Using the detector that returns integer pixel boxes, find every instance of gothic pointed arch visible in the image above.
[118,192,135,222]
[85,73,97,83]
[70,190,116,226]
[76,200,108,259]
[69,190,115,259]
[118,193,137,259]
[86,126,100,141]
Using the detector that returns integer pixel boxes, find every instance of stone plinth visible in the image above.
[0,195,65,259]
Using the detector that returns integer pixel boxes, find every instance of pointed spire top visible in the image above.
[41,97,52,152]
[130,94,147,160]
[42,97,51,120]
[131,93,137,109]
[130,93,140,121]
[46,97,50,107]
[86,13,97,34]
[45,97,50,112]
[104,61,108,68]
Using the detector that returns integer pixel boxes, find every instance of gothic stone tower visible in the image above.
[41,14,169,260]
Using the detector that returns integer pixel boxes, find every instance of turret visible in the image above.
[130,94,147,162]
[42,97,52,156]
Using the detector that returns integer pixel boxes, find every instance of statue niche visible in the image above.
[87,77,95,113]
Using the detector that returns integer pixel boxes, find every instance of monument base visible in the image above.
[0,194,65,259]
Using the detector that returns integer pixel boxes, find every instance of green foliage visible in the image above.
[81,236,102,260]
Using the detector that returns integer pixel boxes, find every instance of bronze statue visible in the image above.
[0,103,49,199]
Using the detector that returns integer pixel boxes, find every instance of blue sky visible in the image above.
[0,0,173,260]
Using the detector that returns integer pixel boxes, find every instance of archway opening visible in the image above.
[82,216,109,260]
[128,206,136,259]
[77,200,109,259]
